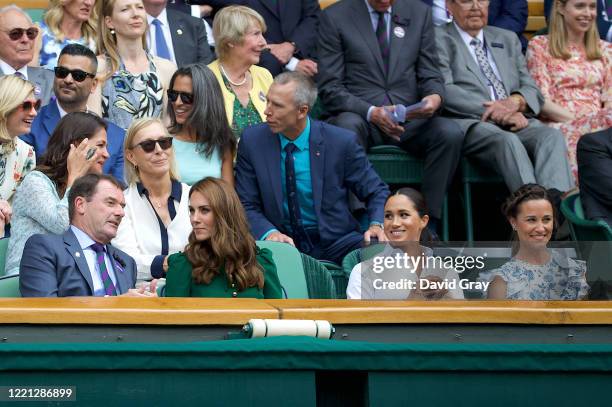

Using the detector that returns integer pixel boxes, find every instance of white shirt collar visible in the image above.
[147,9,169,26]
[453,22,484,48]
[0,58,27,79]
[57,100,68,118]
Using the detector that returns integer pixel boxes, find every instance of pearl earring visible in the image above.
[110,29,115,35]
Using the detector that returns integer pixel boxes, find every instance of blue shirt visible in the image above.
[70,225,118,296]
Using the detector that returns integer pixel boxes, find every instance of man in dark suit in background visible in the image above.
[236,72,389,264]
[144,0,214,66]
[317,0,464,233]
[20,174,143,298]
[578,128,612,226]
[0,5,54,105]
[201,0,321,77]
[21,44,125,182]
[487,0,528,52]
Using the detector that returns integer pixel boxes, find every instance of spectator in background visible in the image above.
[33,0,97,70]
[164,177,283,298]
[204,0,320,78]
[487,0,528,52]
[20,173,142,297]
[527,0,611,180]
[167,64,235,186]
[5,112,109,276]
[483,184,589,300]
[317,0,463,236]
[421,0,453,26]
[435,0,575,196]
[577,128,612,226]
[113,118,191,282]
[0,76,37,238]
[545,0,612,41]
[235,72,389,264]
[208,6,272,138]
[0,5,54,105]
[22,44,125,181]
[89,0,176,130]
[143,0,214,67]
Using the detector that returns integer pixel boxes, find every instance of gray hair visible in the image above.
[273,71,318,110]
[0,5,33,24]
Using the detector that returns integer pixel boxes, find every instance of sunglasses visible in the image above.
[167,90,194,104]
[4,27,39,41]
[19,99,42,112]
[132,136,173,153]
[54,66,96,82]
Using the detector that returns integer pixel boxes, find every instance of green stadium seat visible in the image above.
[0,238,9,277]
[25,9,45,24]
[299,253,336,299]
[0,274,20,297]
[256,240,309,299]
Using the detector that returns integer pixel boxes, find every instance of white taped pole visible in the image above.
[243,319,335,339]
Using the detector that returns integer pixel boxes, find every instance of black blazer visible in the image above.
[166,8,214,66]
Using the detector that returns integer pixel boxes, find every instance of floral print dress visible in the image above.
[527,35,612,180]
[101,54,164,130]
[0,139,35,202]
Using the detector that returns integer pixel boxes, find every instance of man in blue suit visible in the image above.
[235,72,389,264]
[20,44,125,182]
[20,174,140,297]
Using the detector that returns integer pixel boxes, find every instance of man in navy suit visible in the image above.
[20,44,125,182]
[20,174,141,297]
[235,72,389,264]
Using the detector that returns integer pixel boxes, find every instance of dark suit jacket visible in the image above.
[488,0,528,51]
[235,120,389,246]
[545,0,611,40]
[19,229,137,297]
[20,102,125,182]
[0,66,54,106]
[317,0,445,119]
[201,0,320,76]
[578,128,612,225]
[166,8,214,66]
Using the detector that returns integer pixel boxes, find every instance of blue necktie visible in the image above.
[151,19,171,60]
[284,143,312,253]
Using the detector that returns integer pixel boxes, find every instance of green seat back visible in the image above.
[0,238,9,277]
[561,193,612,241]
[26,9,45,24]
[0,275,20,297]
[299,253,336,299]
[256,241,309,299]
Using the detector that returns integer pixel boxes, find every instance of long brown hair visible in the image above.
[184,177,264,290]
[38,112,107,197]
[549,0,601,60]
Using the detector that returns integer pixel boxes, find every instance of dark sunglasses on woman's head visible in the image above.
[4,27,38,41]
[167,90,194,104]
[133,136,173,153]
[54,66,96,82]
[19,99,42,112]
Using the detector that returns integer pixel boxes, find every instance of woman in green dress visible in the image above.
[164,177,283,298]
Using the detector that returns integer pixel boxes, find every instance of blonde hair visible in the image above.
[124,117,179,185]
[43,0,98,47]
[213,5,266,62]
[0,76,34,149]
[96,0,148,80]
[549,0,601,60]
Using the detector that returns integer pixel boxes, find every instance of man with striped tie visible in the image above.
[20,174,144,298]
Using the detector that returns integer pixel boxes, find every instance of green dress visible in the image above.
[164,247,283,298]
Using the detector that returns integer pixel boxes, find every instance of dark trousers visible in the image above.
[295,227,363,265]
[577,128,612,226]
[328,112,464,220]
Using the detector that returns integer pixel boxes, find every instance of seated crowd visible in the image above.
[0,0,609,301]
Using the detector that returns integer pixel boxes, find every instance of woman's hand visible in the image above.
[66,138,96,187]
[0,199,12,226]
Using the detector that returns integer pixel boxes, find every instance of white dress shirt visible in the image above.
[432,0,452,26]
[147,10,177,64]
[112,181,192,282]
[0,59,28,79]
[70,225,118,296]
[454,23,504,100]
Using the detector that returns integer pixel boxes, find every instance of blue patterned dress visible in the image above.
[38,22,96,70]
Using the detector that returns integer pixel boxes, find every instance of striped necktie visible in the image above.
[90,243,117,296]
[375,11,390,74]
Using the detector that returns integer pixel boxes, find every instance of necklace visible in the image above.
[149,196,165,209]
[220,64,248,87]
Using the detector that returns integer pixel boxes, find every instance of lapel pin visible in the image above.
[75,252,81,258]
[259,91,266,102]
[177,29,183,35]
[33,85,42,96]
[393,27,405,38]
[316,151,320,156]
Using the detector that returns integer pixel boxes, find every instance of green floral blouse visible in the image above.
[222,75,262,139]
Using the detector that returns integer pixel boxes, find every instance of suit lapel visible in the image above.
[264,129,284,220]
[42,102,61,139]
[309,121,324,221]
[484,28,512,94]
[167,11,185,65]
[387,6,410,81]
[350,0,385,76]
[63,229,95,295]
[106,245,127,294]
[449,24,490,95]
